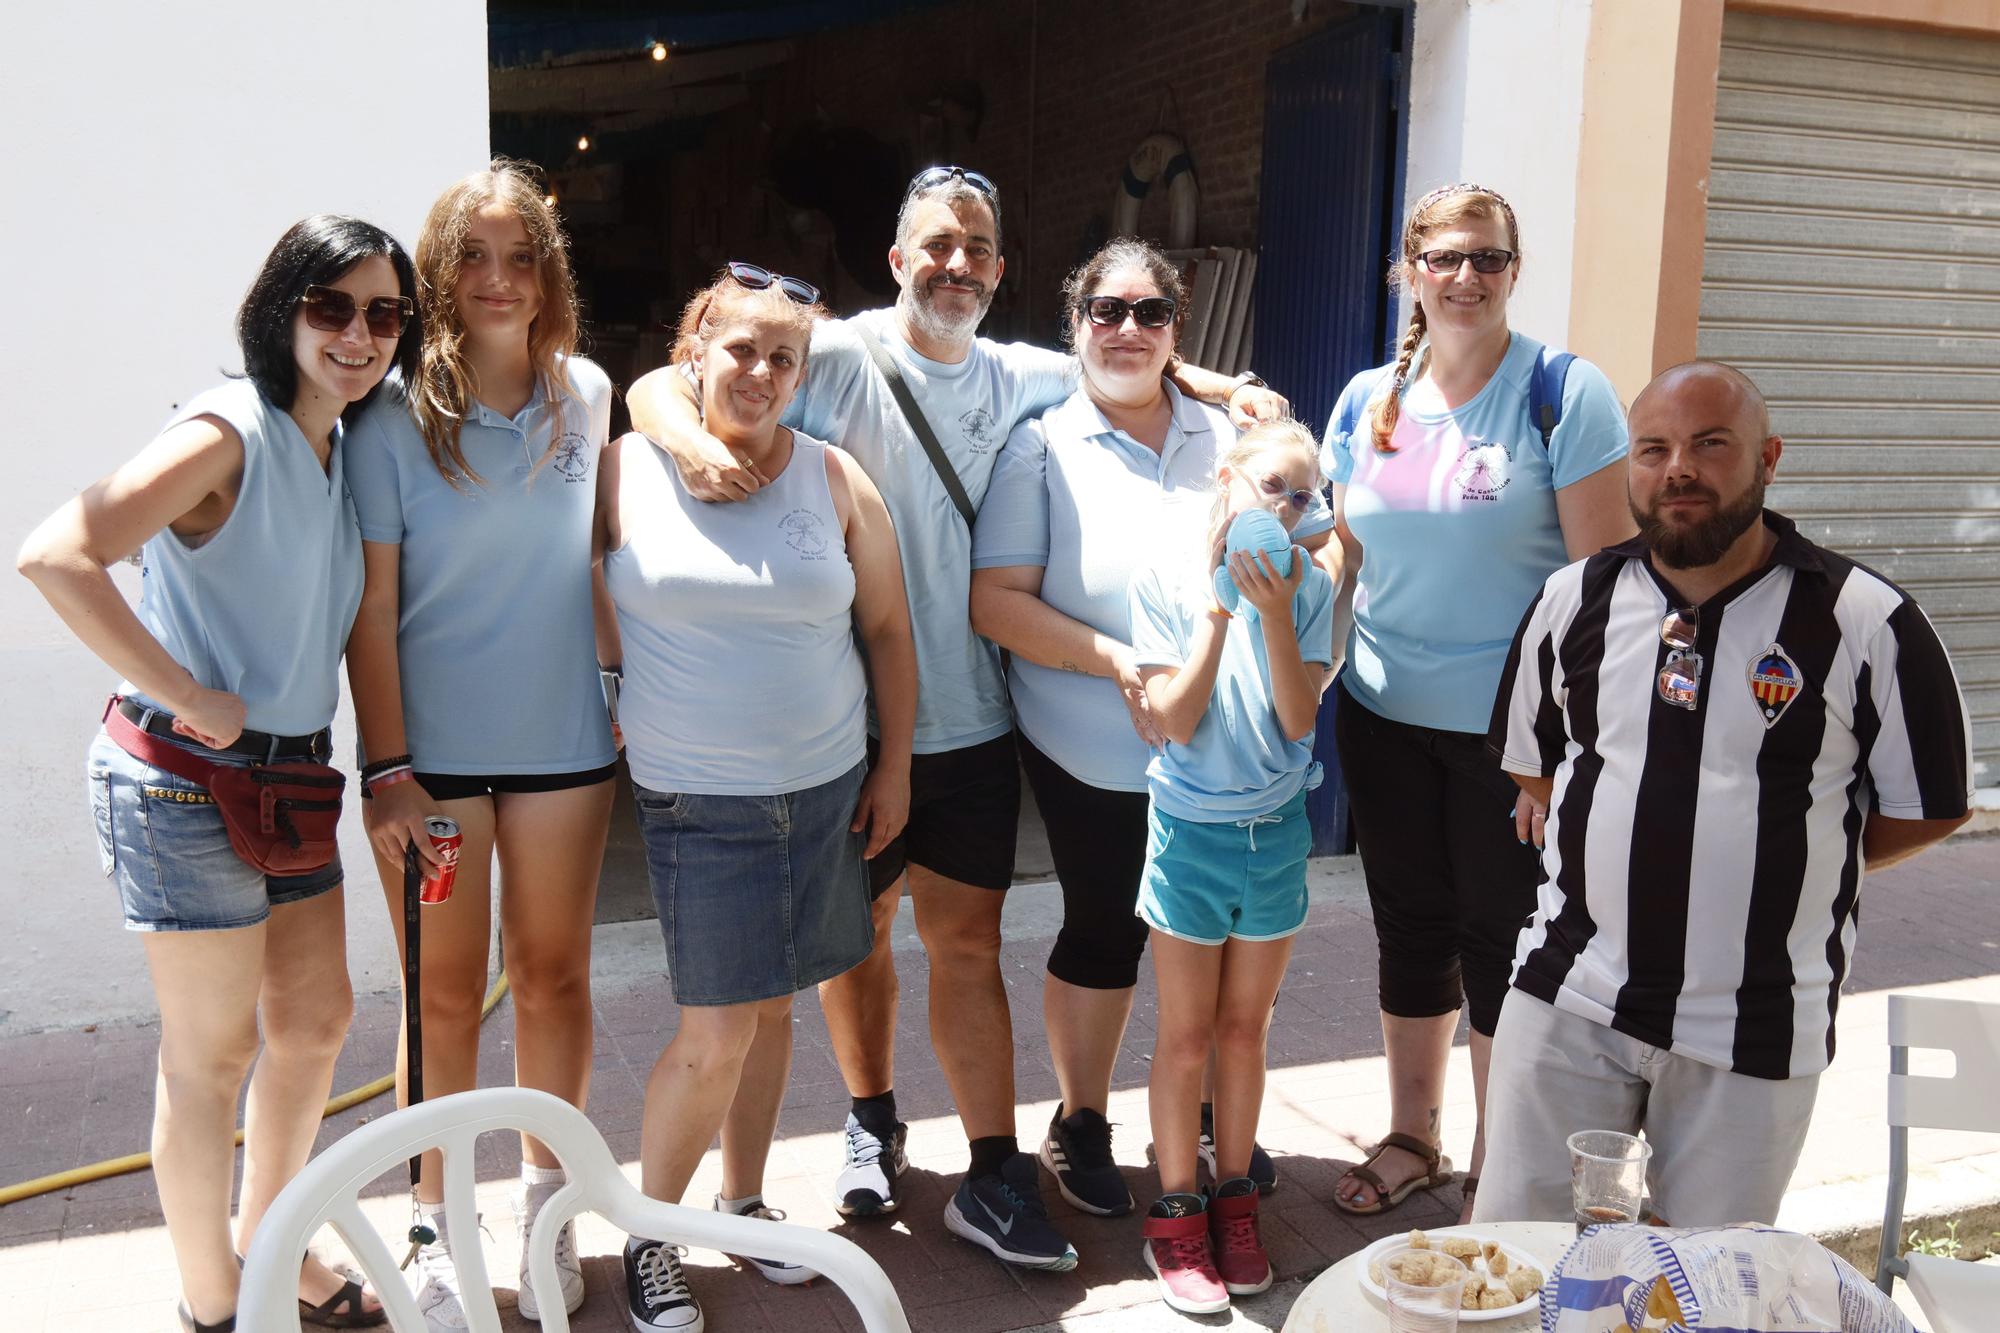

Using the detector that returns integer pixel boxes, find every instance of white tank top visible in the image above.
[606,431,868,794]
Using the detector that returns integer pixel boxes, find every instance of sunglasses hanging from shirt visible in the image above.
[1656,608,1703,710]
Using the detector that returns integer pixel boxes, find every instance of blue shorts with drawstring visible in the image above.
[1136,790,1311,946]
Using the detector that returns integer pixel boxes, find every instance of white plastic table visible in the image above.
[1282,1220,1574,1333]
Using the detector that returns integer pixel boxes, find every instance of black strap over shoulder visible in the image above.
[856,322,977,528]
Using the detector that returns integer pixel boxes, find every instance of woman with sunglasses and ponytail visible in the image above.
[971,238,1337,1230]
[342,162,616,1327]
[19,216,416,1333]
[1321,183,1633,1222]
[599,264,914,1332]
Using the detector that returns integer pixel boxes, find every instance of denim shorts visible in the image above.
[1136,791,1311,946]
[87,731,345,932]
[635,759,874,1006]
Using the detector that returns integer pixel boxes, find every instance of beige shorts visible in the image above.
[1472,989,1819,1226]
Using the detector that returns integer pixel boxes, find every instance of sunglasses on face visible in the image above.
[299,285,414,339]
[1081,295,1177,329]
[1656,607,1702,709]
[1415,248,1517,275]
[905,165,998,200]
[1257,473,1319,513]
[726,261,821,305]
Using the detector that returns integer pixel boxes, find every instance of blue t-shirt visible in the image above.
[345,357,616,774]
[973,383,1333,792]
[1128,550,1336,823]
[782,309,1075,753]
[126,380,364,737]
[1322,334,1627,733]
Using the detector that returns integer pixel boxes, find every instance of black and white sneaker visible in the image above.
[714,1196,818,1286]
[623,1238,702,1332]
[835,1111,907,1217]
[1197,1109,1278,1195]
[942,1152,1079,1271]
[1039,1103,1133,1216]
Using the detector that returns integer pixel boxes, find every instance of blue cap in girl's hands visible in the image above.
[1212,508,1294,616]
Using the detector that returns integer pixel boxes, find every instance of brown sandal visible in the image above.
[1333,1132,1454,1216]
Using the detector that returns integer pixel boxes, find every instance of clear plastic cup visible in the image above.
[1380,1246,1469,1332]
[1569,1129,1651,1235]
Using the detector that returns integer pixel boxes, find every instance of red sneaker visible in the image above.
[1209,1177,1272,1295]
[1142,1194,1230,1314]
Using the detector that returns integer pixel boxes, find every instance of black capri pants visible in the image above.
[1332,680,1540,1036]
[1018,734,1151,990]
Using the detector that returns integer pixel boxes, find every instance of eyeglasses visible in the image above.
[905,165,997,200]
[1415,248,1517,275]
[1656,607,1702,709]
[299,286,414,339]
[1081,295,1177,329]
[1258,473,1319,513]
[726,261,821,305]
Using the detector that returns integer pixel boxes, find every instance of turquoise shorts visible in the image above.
[1136,791,1311,945]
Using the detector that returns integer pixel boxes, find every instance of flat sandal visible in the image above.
[1333,1131,1454,1216]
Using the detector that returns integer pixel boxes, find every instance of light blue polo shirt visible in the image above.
[1128,551,1336,823]
[782,308,1075,754]
[345,357,616,774]
[973,383,1333,791]
[126,379,363,737]
[1322,334,1628,734]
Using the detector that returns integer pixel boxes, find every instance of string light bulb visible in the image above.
[577,133,591,152]
[650,40,668,61]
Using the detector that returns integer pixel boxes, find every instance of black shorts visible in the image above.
[864,732,1019,897]
[1018,735,1151,989]
[362,763,619,802]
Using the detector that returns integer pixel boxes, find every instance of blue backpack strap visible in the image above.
[1529,347,1576,450]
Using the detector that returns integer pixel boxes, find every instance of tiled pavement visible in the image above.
[2,835,1996,1332]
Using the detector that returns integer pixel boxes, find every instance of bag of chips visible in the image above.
[1540,1225,1915,1333]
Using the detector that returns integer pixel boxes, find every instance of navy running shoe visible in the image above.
[942,1152,1079,1271]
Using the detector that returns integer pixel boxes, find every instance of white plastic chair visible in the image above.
[1873,993,2000,1333]
[241,1087,911,1332]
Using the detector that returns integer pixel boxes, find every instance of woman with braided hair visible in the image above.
[1321,183,1633,1220]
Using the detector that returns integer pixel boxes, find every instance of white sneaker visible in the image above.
[414,1212,469,1332]
[834,1111,907,1216]
[623,1239,703,1332]
[516,1183,584,1320]
[714,1196,819,1285]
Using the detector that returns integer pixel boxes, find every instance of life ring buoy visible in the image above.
[1110,131,1198,249]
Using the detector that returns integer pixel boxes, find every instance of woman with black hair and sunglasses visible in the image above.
[597,264,914,1332]
[969,237,1340,1231]
[18,215,416,1333]
[341,162,617,1328]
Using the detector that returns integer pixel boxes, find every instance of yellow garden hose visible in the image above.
[0,973,510,1208]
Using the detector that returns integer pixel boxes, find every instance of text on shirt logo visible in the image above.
[959,407,1000,453]
[780,508,830,559]
[552,432,591,482]
[1453,439,1513,501]
[1748,644,1805,728]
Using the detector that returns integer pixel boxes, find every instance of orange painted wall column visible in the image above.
[1565,0,1723,404]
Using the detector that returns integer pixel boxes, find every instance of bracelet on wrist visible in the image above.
[366,766,415,792]
[360,753,413,781]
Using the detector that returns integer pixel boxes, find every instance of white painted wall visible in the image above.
[1404,0,1595,347]
[1,2,488,1032]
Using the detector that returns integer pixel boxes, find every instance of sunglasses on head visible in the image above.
[1415,248,1517,275]
[726,261,821,305]
[1081,295,1177,329]
[1656,607,1702,709]
[299,286,414,339]
[1258,473,1319,513]
[905,165,998,200]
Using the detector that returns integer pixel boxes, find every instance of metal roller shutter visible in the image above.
[1700,9,2000,786]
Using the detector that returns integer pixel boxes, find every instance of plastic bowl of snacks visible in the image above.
[1359,1226,1544,1321]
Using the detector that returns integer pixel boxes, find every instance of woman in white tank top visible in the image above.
[595,265,915,1326]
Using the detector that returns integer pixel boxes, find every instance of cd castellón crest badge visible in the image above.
[1747,643,1805,728]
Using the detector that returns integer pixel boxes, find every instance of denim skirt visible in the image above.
[635,759,874,1006]
[87,731,344,932]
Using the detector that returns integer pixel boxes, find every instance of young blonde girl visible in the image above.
[1127,420,1336,1315]
[344,161,616,1327]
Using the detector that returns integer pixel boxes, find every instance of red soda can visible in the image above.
[420,816,462,904]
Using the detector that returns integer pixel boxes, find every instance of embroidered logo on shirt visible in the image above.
[959,407,1000,453]
[780,509,829,559]
[552,432,591,482]
[1453,439,1513,501]
[1748,643,1804,727]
